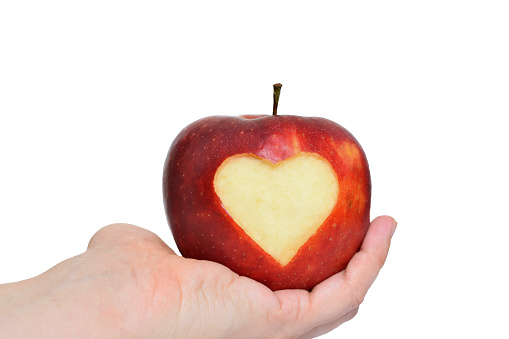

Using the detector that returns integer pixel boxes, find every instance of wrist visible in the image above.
[0,276,49,337]
[0,256,132,338]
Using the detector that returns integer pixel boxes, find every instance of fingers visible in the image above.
[302,216,396,329]
[342,215,396,305]
[297,307,359,339]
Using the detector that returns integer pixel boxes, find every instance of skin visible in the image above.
[0,216,396,338]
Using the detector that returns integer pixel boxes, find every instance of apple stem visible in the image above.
[273,83,282,116]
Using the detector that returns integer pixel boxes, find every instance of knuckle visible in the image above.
[87,223,136,249]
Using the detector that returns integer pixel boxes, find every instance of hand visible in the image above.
[0,216,396,338]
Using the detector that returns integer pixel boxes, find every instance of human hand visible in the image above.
[0,216,396,338]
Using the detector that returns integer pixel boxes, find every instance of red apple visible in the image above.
[163,84,371,290]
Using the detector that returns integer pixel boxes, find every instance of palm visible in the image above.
[85,216,395,338]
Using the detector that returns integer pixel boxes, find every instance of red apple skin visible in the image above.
[163,115,371,291]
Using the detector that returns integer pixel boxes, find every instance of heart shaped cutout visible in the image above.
[214,152,339,266]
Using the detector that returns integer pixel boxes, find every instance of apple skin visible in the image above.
[163,115,371,290]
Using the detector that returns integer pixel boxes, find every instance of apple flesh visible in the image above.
[214,152,339,266]
[163,115,371,290]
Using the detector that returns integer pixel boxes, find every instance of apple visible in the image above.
[163,84,371,290]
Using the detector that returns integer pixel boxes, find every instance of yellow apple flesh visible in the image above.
[214,152,339,266]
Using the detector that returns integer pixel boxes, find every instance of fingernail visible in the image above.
[391,219,397,237]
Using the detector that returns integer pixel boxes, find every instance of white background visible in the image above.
[1,1,508,338]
